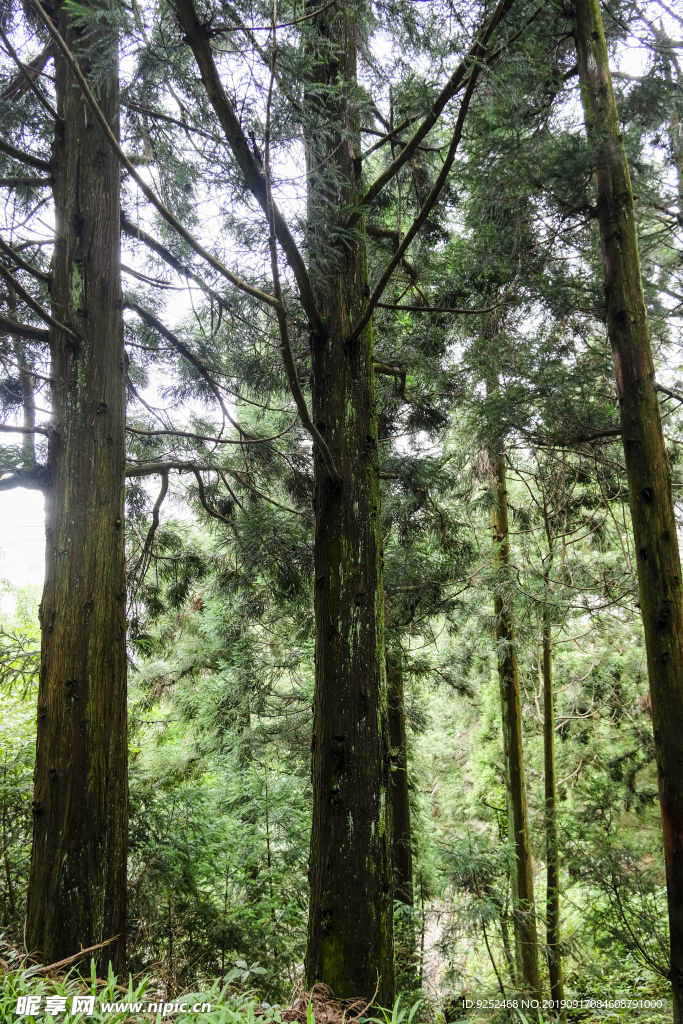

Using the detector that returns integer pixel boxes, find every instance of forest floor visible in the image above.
[0,936,673,1024]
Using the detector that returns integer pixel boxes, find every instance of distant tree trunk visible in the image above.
[574,3,683,1018]
[542,617,563,1009]
[671,115,683,212]
[25,0,127,973]
[304,5,394,1004]
[500,910,517,987]
[489,451,541,997]
[2,786,17,930]
[387,650,413,907]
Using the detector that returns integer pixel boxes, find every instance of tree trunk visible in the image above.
[573,3,683,1017]
[500,910,517,987]
[2,787,17,931]
[387,650,413,907]
[542,619,563,1009]
[25,0,127,973]
[669,111,683,212]
[304,7,393,1004]
[490,452,541,997]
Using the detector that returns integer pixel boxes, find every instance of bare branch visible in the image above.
[0,176,52,188]
[0,28,59,122]
[0,312,48,341]
[121,215,230,309]
[0,261,77,341]
[0,236,51,283]
[0,423,48,435]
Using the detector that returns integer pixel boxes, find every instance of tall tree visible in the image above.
[302,5,393,1000]
[540,500,564,1010]
[24,0,127,971]
[573,0,683,1016]
[489,447,541,997]
[155,0,518,999]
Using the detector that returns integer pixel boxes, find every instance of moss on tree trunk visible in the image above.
[573,2,683,1016]
[25,0,127,973]
[304,6,393,1005]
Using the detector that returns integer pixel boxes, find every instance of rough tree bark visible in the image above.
[573,2,683,1017]
[304,5,394,1003]
[387,650,413,907]
[25,0,127,972]
[489,451,541,997]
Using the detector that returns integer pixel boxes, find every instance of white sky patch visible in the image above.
[0,487,45,612]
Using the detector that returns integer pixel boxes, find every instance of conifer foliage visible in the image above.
[0,0,682,1015]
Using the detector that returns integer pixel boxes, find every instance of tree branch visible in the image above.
[0,176,52,188]
[349,0,516,225]
[0,137,51,172]
[125,460,308,516]
[27,0,280,311]
[376,297,515,314]
[656,383,683,404]
[0,312,48,341]
[0,465,47,491]
[0,261,78,341]
[0,236,51,283]
[192,467,231,524]
[121,215,230,310]
[125,300,244,434]
[171,0,327,339]
[130,468,169,582]
[0,423,48,435]
[0,41,52,104]
[126,420,296,445]
[0,28,59,122]
[349,68,481,342]
[123,101,222,143]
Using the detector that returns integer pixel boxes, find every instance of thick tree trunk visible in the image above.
[25,0,127,973]
[542,619,563,1009]
[304,7,393,1005]
[387,651,413,907]
[573,3,683,1017]
[490,452,541,997]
